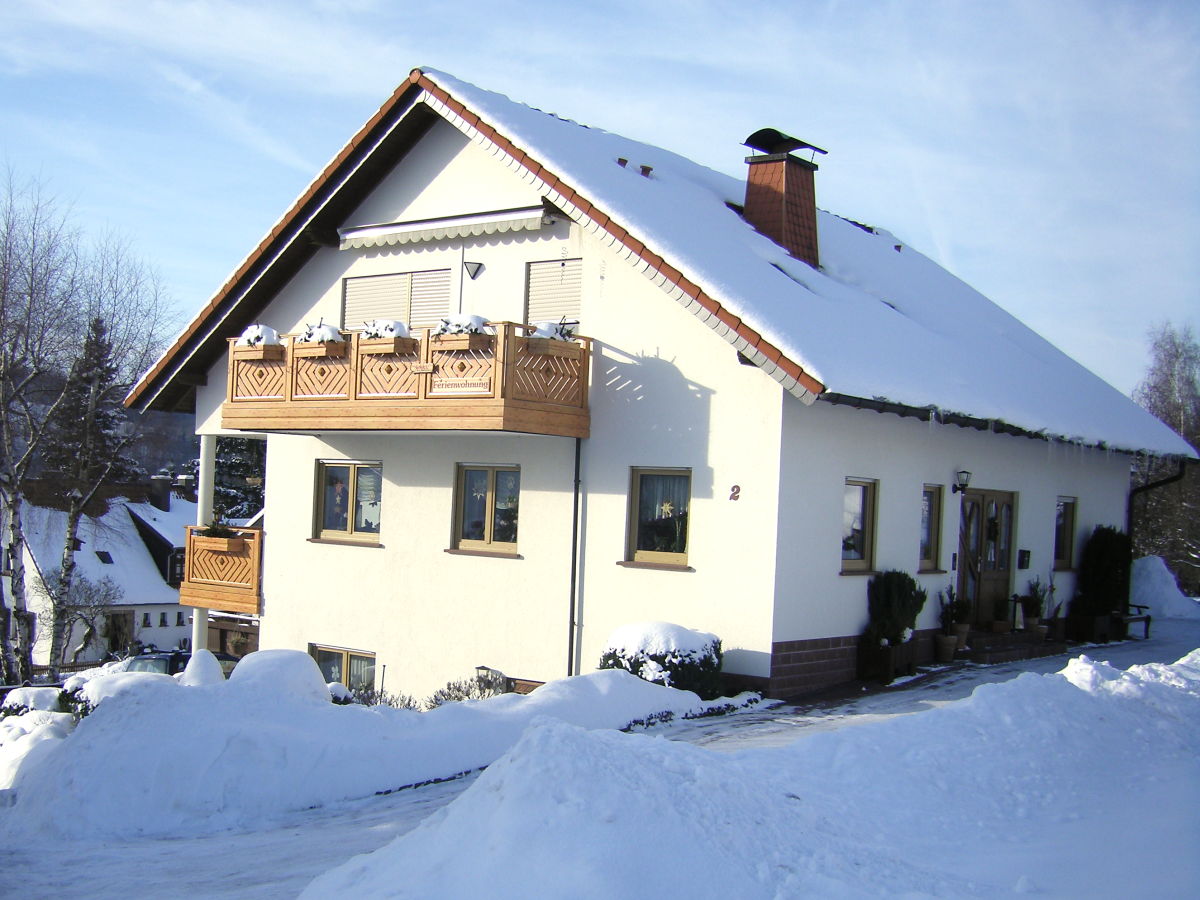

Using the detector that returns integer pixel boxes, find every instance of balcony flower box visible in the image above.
[522,337,583,358]
[192,535,246,553]
[293,340,347,358]
[232,344,285,361]
[431,333,494,352]
[359,336,420,355]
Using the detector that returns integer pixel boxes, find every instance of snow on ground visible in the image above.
[0,584,1197,897]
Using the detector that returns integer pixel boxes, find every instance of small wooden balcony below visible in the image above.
[221,323,590,438]
[179,526,263,615]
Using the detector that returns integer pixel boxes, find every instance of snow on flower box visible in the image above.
[430,333,494,352]
[192,535,246,553]
[232,343,286,361]
[522,337,583,358]
[292,339,347,358]
[358,336,420,355]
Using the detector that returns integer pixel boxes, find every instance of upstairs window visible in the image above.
[841,478,877,573]
[1054,497,1076,570]
[316,461,383,542]
[628,468,691,566]
[525,258,582,331]
[454,465,521,552]
[342,269,451,332]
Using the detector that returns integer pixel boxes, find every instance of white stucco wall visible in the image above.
[773,398,1132,643]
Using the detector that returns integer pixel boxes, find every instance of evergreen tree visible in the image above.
[42,317,142,490]
[1131,322,1200,593]
[213,436,266,519]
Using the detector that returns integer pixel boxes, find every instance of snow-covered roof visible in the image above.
[126,67,1193,458]
[21,501,179,608]
[125,498,197,547]
[421,69,1192,457]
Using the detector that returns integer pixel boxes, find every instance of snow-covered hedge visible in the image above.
[599,622,723,700]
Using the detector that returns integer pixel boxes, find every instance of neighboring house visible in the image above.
[18,498,193,666]
[125,68,1195,699]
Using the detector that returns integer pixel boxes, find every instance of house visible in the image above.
[18,496,194,666]
[125,68,1194,699]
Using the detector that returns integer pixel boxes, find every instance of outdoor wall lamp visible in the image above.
[952,470,972,493]
[463,261,484,280]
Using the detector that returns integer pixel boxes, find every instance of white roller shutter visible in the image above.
[526,258,582,329]
[342,269,450,330]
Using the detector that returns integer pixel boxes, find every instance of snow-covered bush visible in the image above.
[424,675,506,710]
[599,622,723,700]
[1,687,66,718]
[234,323,281,346]
[296,321,344,344]
[431,314,491,336]
[354,686,420,710]
[328,682,354,705]
[864,570,927,647]
[528,319,575,340]
[360,319,410,340]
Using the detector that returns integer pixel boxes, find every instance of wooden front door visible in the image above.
[957,490,1015,626]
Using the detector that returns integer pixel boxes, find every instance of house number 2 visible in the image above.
[729,485,741,501]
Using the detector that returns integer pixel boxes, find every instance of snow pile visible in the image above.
[234,323,281,346]
[178,649,226,687]
[360,318,410,339]
[296,321,343,343]
[432,313,491,335]
[1,687,63,713]
[1133,556,1200,620]
[0,655,751,839]
[0,710,76,790]
[528,320,574,340]
[305,650,1200,898]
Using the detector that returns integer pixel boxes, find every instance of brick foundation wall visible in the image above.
[768,628,939,699]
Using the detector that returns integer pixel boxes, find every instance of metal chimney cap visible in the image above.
[743,128,826,157]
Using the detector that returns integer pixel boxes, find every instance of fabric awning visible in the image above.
[339,206,554,250]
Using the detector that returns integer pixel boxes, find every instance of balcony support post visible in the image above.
[191,433,218,652]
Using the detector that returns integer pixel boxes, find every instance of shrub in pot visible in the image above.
[859,570,927,683]
[1068,526,1131,642]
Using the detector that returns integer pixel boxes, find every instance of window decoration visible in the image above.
[316,461,383,541]
[309,644,375,692]
[628,468,691,564]
[919,484,943,571]
[841,478,877,572]
[455,465,520,551]
[1054,497,1076,570]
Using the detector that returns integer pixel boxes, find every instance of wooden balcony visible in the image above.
[222,322,590,438]
[179,526,263,615]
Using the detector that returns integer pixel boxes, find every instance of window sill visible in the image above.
[616,561,694,572]
[1053,565,1075,573]
[307,538,384,548]
[444,548,523,560]
[918,568,948,575]
[839,569,879,577]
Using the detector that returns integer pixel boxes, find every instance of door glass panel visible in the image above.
[998,503,1012,570]
[984,499,998,569]
[961,499,981,603]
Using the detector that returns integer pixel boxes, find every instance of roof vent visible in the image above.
[742,128,825,269]
[639,164,653,178]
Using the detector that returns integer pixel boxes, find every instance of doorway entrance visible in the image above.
[957,490,1015,627]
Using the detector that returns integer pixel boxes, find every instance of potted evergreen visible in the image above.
[935,589,959,663]
[991,595,1013,633]
[1023,576,1048,635]
[858,570,927,684]
[192,518,245,553]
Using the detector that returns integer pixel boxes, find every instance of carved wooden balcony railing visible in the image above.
[179,526,263,615]
[222,322,590,438]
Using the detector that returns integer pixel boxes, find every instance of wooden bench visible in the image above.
[1117,604,1152,640]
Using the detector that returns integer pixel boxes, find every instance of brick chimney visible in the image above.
[742,128,826,269]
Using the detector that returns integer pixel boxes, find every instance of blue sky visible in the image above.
[1,0,1196,396]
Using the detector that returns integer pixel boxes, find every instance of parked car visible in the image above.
[125,650,240,678]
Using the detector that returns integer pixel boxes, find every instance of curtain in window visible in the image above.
[460,469,489,541]
[347,654,375,691]
[636,473,689,553]
[842,484,867,560]
[492,470,520,543]
[322,465,350,531]
[354,466,382,534]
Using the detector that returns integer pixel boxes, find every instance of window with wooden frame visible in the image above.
[841,478,877,573]
[309,644,376,692]
[454,465,520,552]
[315,460,383,542]
[919,484,943,571]
[525,258,582,331]
[1054,497,1076,570]
[627,468,691,565]
[341,269,452,332]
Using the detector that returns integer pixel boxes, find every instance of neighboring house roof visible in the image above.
[21,501,179,608]
[125,498,198,548]
[126,68,1194,458]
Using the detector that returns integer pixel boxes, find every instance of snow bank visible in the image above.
[0,665,747,839]
[1133,556,1200,620]
[304,650,1200,898]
